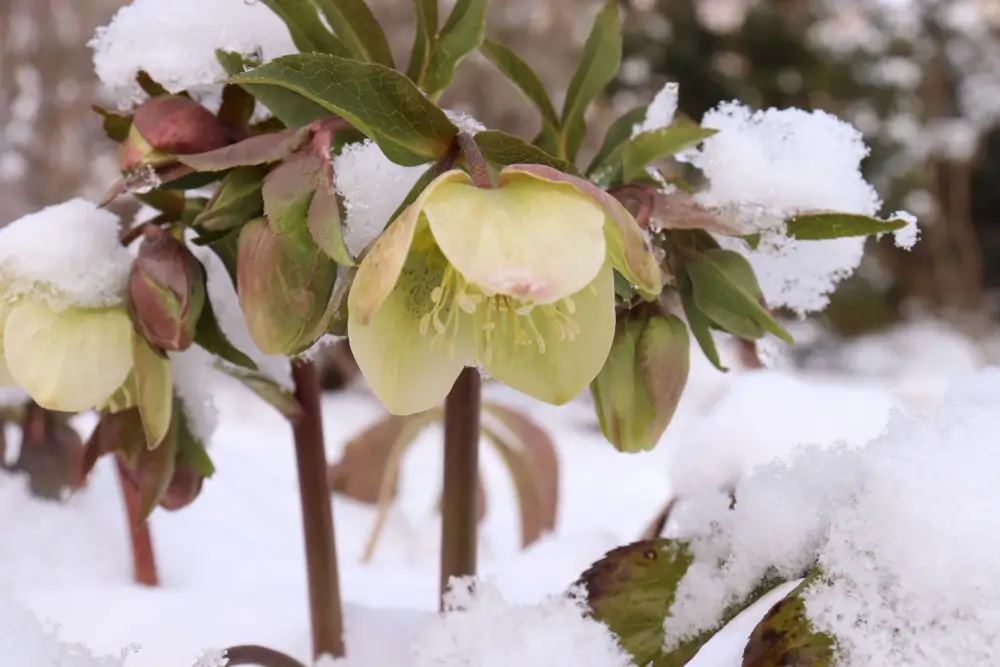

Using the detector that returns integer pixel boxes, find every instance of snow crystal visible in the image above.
[444,110,487,134]
[334,140,428,258]
[0,199,132,309]
[659,368,1000,665]
[169,346,221,443]
[410,579,633,667]
[632,82,679,136]
[186,237,292,389]
[888,210,919,250]
[191,649,229,667]
[90,0,296,107]
[0,594,125,667]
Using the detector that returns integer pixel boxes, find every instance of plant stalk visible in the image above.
[115,455,159,586]
[439,367,482,610]
[290,359,345,658]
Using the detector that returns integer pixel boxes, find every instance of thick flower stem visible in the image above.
[290,359,345,659]
[115,455,159,587]
[456,133,494,189]
[439,367,482,610]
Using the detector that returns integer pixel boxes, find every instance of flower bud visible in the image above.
[121,96,227,173]
[158,463,205,511]
[237,217,337,356]
[590,308,690,452]
[128,231,207,351]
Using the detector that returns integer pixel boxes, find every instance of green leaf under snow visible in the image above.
[312,0,394,67]
[174,404,215,478]
[742,575,834,667]
[621,122,718,183]
[230,54,458,165]
[686,250,793,344]
[680,276,727,372]
[406,0,438,85]
[136,70,171,98]
[784,212,909,241]
[258,0,350,56]
[560,0,622,162]
[216,49,260,78]
[586,104,647,178]
[421,0,488,99]
[479,39,560,149]
[474,130,581,175]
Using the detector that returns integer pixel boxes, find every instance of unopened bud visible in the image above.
[128,231,207,351]
[158,463,205,511]
[590,309,690,453]
[121,96,227,173]
[237,217,337,356]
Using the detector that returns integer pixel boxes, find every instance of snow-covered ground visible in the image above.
[0,320,987,667]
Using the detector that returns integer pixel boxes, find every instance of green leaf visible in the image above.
[578,539,695,667]
[136,70,170,98]
[474,130,581,175]
[174,402,215,477]
[217,83,256,131]
[784,212,909,241]
[92,105,131,142]
[313,0,394,67]
[135,189,188,218]
[406,0,438,85]
[217,49,328,129]
[686,250,793,344]
[230,54,458,165]
[199,228,241,287]
[257,0,350,56]
[586,104,647,178]
[743,575,834,667]
[559,0,621,162]
[479,39,560,149]
[422,0,488,99]
[214,363,303,420]
[622,122,718,182]
[216,49,261,78]
[194,293,258,371]
[680,275,727,372]
[136,421,178,519]
[194,166,267,233]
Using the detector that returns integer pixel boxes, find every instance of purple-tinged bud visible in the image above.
[121,96,227,173]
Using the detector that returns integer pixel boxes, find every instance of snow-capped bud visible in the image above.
[237,217,337,356]
[120,96,227,173]
[128,230,207,352]
[590,308,690,453]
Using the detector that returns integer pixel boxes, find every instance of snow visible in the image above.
[410,581,631,667]
[333,141,429,259]
[0,199,133,309]
[90,0,297,108]
[168,346,222,443]
[691,101,918,315]
[632,82,679,136]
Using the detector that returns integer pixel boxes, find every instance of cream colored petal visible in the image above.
[3,300,134,412]
[484,262,616,405]
[502,164,663,298]
[422,172,606,304]
[348,247,473,415]
[0,304,16,388]
[349,170,471,325]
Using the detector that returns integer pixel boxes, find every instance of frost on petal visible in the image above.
[3,301,133,413]
[348,249,470,415]
[90,0,297,108]
[411,579,633,667]
[484,263,616,406]
[334,139,429,258]
[423,172,606,303]
[0,198,132,308]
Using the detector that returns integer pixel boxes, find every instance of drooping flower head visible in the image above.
[348,164,663,415]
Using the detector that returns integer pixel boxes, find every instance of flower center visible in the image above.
[419,264,584,365]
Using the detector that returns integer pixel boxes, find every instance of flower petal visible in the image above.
[349,170,470,325]
[484,262,616,405]
[133,332,174,449]
[422,170,606,304]
[349,246,472,415]
[502,164,663,298]
[3,300,133,412]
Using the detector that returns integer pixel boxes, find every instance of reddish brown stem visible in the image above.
[439,367,482,610]
[457,132,493,189]
[290,359,345,658]
[222,645,307,667]
[115,455,159,587]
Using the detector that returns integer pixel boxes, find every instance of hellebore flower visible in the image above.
[348,164,663,415]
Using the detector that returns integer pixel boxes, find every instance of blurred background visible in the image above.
[4,0,1000,356]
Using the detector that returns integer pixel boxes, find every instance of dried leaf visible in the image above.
[653,190,744,236]
[15,402,85,500]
